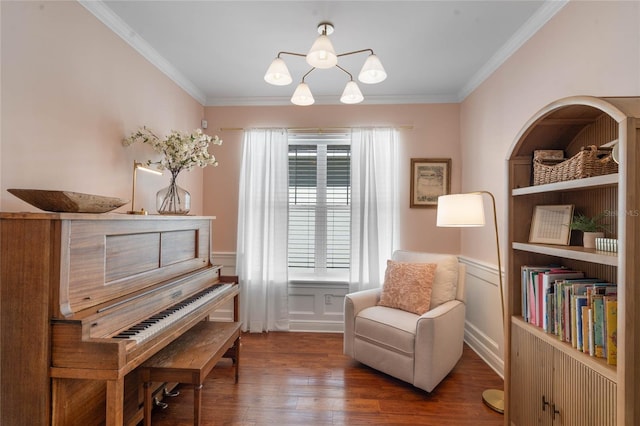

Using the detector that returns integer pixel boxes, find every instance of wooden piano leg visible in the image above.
[106,378,125,426]
[143,381,152,426]
[234,336,241,383]
[194,383,203,426]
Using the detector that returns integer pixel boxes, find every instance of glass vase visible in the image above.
[156,174,190,215]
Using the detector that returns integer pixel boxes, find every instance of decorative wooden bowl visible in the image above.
[7,189,129,213]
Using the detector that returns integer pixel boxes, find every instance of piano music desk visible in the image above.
[140,320,242,426]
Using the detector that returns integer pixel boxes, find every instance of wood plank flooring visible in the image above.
[149,332,504,425]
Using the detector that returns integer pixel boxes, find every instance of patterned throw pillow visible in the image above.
[378,260,438,315]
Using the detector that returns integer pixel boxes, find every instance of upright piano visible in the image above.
[0,213,238,425]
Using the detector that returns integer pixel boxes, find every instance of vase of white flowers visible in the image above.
[156,171,191,215]
[123,126,222,215]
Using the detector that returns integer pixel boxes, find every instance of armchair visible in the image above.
[343,250,466,392]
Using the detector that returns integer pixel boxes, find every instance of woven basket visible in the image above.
[533,145,618,185]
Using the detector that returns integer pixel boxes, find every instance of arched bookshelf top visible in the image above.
[508,96,639,160]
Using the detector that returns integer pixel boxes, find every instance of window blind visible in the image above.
[288,134,350,271]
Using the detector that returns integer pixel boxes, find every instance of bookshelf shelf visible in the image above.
[506,96,639,426]
[512,173,618,196]
[512,242,618,266]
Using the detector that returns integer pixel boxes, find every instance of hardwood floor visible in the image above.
[149,332,504,425]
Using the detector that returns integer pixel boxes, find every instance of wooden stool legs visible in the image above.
[140,322,241,426]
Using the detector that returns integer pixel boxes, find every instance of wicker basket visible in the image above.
[533,145,618,185]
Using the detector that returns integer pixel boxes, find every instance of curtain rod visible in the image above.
[217,125,413,132]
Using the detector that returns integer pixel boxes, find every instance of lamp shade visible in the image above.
[306,34,338,69]
[340,81,364,104]
[358,54,387,84]
[291,82,315,106]
[264,58,292,86]
[436,193,485,227]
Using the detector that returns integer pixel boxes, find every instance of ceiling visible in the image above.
[85,1,566,106]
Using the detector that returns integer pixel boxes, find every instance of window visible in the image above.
[288,133,350,279]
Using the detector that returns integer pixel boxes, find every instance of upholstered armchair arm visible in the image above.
[343,288,381,356]
[413,299,466,392]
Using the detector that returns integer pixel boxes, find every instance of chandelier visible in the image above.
[264,22,387,106]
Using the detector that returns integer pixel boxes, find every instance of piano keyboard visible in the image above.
[113,283,232,343]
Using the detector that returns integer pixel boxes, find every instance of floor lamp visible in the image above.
[436,191,505,414]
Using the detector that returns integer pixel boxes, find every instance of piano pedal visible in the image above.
[153,397,169,410]
[163,387,180,398]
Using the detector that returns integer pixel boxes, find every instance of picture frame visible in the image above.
[528,204,574,245]
[410,158,451,208]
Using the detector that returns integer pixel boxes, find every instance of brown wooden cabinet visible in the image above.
[505,96,640,425]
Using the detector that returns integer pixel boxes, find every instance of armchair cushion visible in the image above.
[378,260,437,315]
[391,251,459,309]
[356,306,418,356]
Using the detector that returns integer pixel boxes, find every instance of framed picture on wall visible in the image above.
[410,158,451,208]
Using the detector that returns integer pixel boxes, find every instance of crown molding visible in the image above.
[457,0,568,102]
[78,0,207,105]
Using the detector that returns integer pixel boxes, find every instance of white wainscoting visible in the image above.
[459,256,505,378]
[288,282,349,332]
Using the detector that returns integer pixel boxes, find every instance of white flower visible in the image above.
[123,126,222,175]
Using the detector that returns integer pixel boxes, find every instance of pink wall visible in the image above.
[1,1,205,214]
[460,0,640,265]
[203,104,461,253]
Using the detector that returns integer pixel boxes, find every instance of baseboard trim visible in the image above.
[289,320,344,333]
[464,321,504,379]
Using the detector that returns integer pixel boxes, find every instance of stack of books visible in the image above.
[521,265,617,365]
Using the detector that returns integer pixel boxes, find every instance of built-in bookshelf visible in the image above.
[505,96,640,426]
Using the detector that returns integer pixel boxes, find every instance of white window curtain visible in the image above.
[236,129,290,332]
[349,128,399,292]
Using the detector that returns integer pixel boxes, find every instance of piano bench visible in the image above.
[140,320,242,426]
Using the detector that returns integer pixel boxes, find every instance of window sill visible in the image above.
[288,269,349,286]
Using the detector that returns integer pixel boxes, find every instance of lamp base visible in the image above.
[482,388,504,414]
[127,209,148,215]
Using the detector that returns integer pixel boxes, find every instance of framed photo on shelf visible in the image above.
[529,204,574,245]
[410,158,451,208]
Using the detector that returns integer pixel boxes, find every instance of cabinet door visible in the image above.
[511,324,554,425]
[552,349,616,426]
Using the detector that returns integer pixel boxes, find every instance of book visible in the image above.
[605,296,618,365]
[588,307,594,356]
[581,305,590,354]
[592,294,605,358]
[574,295,588,351]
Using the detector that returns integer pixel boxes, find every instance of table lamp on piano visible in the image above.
[128,160,162,215]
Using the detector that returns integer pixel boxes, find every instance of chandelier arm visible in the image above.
[276,51,307,59]
[301,67,317,82]
[335,65,353,80]
[337,48,374,58]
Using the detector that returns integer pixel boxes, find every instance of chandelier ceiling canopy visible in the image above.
[264,22,387,106]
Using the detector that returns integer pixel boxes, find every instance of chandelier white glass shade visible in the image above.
[264,22,386,106]
[263,58,292,86]
[291,82,315,106]
[340,80,364,104]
